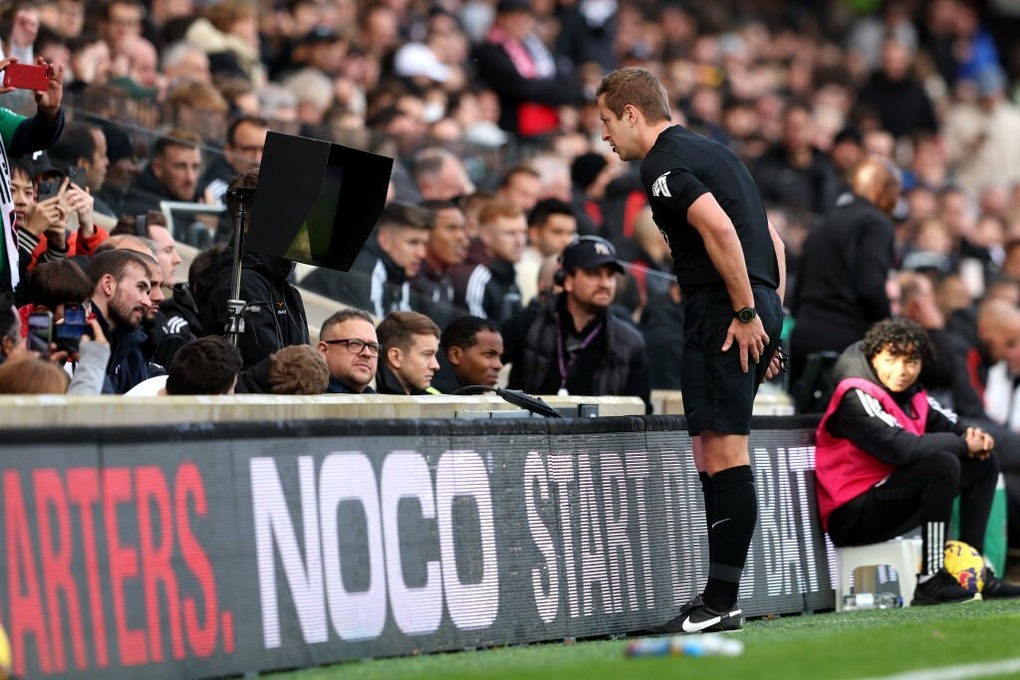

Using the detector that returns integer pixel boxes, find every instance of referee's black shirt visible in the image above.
[639,125,779,292]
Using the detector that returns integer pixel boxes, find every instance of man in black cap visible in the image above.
[501,235,651,410]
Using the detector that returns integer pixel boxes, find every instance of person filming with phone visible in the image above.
[0,53,67,299]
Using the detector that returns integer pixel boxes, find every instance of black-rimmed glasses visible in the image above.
[322,338,382,356]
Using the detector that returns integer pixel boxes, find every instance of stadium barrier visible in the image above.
[0,412,837,679]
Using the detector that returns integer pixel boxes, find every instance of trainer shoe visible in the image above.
[981,568,1020,599]
[703,613,744,633]
[911,569,982,606]
[650,596,742,635]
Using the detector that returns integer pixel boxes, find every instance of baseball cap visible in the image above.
[560,237,624,274]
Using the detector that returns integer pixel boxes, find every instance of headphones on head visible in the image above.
[554,235,618,286]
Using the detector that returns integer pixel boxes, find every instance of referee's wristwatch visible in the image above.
[735,307,757,323]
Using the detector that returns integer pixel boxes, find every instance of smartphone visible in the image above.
[3,63,49,92]
[27,310,53,358]
[55,304,91,354]
[66,166,86,189]
[37,180,58,202]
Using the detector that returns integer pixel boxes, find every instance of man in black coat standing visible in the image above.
[789,158,902,393]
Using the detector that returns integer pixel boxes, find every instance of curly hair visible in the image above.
[862,318,932,363]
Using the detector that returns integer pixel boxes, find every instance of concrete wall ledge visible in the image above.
[0,394,646,428]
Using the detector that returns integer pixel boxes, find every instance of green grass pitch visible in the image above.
[269,599,1020,679]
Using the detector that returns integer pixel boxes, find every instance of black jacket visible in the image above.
[123,165,181,216]
[789,192,894,382]
[91,302,163,394]
[751,145,839,216]
[326,376,376,394]
[300,235,410,317]
[450,241,522,323]
[502,294,651,411]
[825,341,968,467]
[196,248,309,369]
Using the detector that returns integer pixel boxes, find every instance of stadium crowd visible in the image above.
[1,0,1020,582]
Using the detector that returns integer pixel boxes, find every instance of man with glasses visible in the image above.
[317,308,379,394]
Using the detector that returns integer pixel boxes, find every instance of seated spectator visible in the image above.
[47,122,116,217]
[164,336,243,395]
[268,344,329,395]
[517,198,577,306]
[85,249,157,393]
[0,293,27,362]
[411,147,476,201]
[123,129,203,215]
[450,200,527,322]
[317,309,379,394]
[432,315,504,393]
[814,318,1020,604]
[302,202,431,318]
[12,157,106,289]
[0,356,69,393]
[375,310,441,395]
[411,199,469,325]
[502,237,651,411]
[197,115,268,204]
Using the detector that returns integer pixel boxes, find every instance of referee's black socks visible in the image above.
[703,465,757,612]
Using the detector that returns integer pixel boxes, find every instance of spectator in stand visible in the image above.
[858,37,938,141]
[94,122,139,218]
[944,65,1020,199]
[410,147,476,201]
[123,129,203,215]
[752,101,839,216]
[496,165,542,215]
[161,42,212,86]
[451,199,527,322]
[47,121,114,217]
[432,315,504,393]
[0,50,66,298]
[197,115,268,204]
[0,357,68,393]
[97,0,144,53]
[164,335,243,395]
[302,202,431,318]
[318,309,379,394]
[814,318,1020,604]
[502,236,651,410]
[411,199,469,324]
[789,159,902,394]
[473,0,582,142]
[374,310,441,395]
[517,198,577,306]
[570,151,616,236]
[196,169,309,369]
[267,344,329,395]
[12,158,105,290]
[85,248,156,393]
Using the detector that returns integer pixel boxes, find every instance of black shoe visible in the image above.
[649,596,742,635]
[703,614,744,633]
[981,568,1020,599]
[912,569,982,606]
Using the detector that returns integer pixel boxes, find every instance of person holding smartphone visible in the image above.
[0,52,66,298]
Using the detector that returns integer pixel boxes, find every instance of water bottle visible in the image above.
[842,592,902,610]
[626,634,744,658]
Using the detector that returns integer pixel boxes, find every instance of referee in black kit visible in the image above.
[596,67,786,634]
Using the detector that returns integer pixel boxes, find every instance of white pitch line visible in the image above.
[860,657,1020,680]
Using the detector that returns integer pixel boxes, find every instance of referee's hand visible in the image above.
[722,317,769,373]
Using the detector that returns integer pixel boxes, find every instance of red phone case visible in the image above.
[3,63,49,92]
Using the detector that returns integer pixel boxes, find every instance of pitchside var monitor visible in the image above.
[247,132,393,272]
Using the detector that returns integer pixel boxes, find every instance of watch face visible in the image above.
[737,307,756,323]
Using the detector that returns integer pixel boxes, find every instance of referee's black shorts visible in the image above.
[681,284,783,436]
